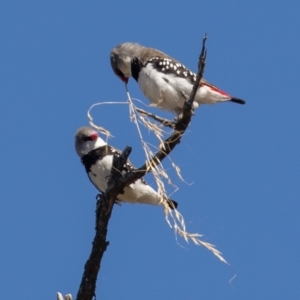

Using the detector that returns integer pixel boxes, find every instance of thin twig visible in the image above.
[76,35,207,300]
[177,33,207,131]
[136,108,175,129]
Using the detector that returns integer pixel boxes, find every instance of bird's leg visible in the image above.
[180,90,188,100]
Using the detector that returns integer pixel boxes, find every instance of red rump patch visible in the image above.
[90,133,98,141]
[201,82,231,97]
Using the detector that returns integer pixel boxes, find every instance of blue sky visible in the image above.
[1,1,300,299]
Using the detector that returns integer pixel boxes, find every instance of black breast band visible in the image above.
[131,57,144,82]
[81,145,116,173]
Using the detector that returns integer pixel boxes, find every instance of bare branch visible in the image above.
[136,108,175,129]
[76,147,132,300]
[76,35,207,300]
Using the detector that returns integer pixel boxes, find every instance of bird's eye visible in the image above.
[82,136,91,142]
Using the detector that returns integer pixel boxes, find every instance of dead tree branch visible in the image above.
[76,147,132,300]
[136,108,176,129]
[76,34,207,300]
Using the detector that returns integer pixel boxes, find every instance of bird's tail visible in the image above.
[199,81,246,105]
[230,97,246,105]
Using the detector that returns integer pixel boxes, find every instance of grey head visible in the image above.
[110,42,178,84]
[110,42,145,83]
[75,126,106,157]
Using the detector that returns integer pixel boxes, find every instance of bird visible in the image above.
[75,126,178,209]
[110,42,246,115]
